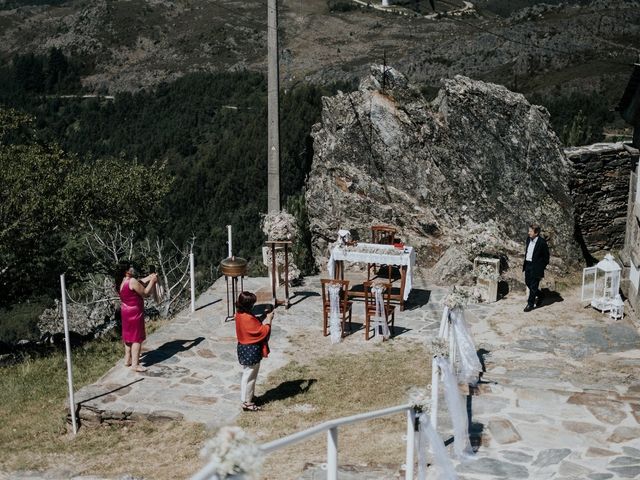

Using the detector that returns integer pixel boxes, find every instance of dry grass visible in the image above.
[0,323,206,479]
[238,334,430,479]
[1,323,429,479]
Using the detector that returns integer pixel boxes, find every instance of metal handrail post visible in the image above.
[430,358,439,430]
[327,427,338,480]
[60,274,77,435]
[189,252,195,313]
[405,408,416,479]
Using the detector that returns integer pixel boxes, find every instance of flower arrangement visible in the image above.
[261,211,298,242]
[473,263,501,281]
[200,426,263,479]
[407,387,431,413]
[429,337,449,358]
[444,287,470,310]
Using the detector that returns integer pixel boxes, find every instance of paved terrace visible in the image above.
[74,271,640,479]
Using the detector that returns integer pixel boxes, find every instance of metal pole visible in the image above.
[189,253,195,313]
[60,274,77,435]
[327,427,338,480]
[267,0,280,212]
[449,323,456,369]
[430,357,439,430]
[227,224,232,258]
[405,408,416,480]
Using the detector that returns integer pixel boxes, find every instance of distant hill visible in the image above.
[0,0,637,101]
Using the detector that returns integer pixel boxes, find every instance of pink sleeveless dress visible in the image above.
[119,278,146,343]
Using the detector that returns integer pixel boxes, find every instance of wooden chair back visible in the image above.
[321,279,350,307]
[320,279,352,337]
[364,280,395,340]
[364,281,392,310]
[371,225,397,245]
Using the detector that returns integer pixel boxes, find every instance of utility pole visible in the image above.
[267,0,281,212]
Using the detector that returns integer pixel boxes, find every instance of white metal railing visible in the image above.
[192,404,417,480]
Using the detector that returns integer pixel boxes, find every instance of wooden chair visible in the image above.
[321,279,353,337]
[364,281,395,341]
[367,225,397,281]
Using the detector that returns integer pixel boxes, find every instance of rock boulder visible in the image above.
[305,66,580,283]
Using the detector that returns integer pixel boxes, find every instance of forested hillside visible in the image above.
[0,50,354,341]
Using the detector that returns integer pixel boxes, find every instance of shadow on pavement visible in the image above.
[289,290,321,307]
[405,288,431,310]
[196,298,221,311]
[257,379,317,405]
[536,289,564,309]
[141,337,205,367]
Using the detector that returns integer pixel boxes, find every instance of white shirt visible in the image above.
[526,236,538,262]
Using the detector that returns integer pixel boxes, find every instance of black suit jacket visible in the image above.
[522,235,550,278]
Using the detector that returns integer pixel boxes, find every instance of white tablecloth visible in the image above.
[327,243,416,300]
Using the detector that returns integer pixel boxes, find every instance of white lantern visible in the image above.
[581,254,622,313]
[610,295,625,320]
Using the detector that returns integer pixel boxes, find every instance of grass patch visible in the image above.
[238,340,430,479]
[0,332,206,478]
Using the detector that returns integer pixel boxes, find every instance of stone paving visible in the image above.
[71,269,640,479]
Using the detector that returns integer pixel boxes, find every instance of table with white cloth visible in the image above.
[328,242,416,311]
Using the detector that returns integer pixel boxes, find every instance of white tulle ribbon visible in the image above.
[449,308,482,386]
[439,306,482,386]
[373,284,390,339]
[417,412,459,480]
[153,281,165,305]
[328,283,342,344]
[435,357,475,461]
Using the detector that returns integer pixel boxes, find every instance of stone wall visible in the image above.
[566,143,639,258]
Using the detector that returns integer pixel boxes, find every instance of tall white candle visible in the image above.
[227,225,232,258]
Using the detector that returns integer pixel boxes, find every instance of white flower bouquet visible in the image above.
[200,426,263,479]
[407,387,431,413]
[473,263,501,281]
[261,211,298,241]
[443,287,469,310]
[429,337,449,358]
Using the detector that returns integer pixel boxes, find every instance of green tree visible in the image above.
[0,108,171,304]
[562,110,593,147]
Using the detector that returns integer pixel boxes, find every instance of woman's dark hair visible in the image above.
[114,260,133,293]
[529,223,541,235]
[236,291,257,313]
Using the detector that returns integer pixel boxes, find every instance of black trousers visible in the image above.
[524,261,541,307]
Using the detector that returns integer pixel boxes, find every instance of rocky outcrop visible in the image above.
[305,66,580,283]
[37,299,117,341]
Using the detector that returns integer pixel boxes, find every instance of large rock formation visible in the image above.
[305,66,580,283]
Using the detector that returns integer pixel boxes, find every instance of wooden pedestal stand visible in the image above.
[265,240,292,309]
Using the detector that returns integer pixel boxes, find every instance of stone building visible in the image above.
[621,154,640,313]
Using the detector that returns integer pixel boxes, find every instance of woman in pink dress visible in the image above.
[115,261,158,372]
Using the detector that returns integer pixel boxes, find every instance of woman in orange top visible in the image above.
[235,291,274,411]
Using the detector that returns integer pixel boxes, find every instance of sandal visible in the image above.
[131,365,147,373]
[242,403,262,412]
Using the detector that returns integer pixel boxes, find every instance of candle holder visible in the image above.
[220,256,248,320]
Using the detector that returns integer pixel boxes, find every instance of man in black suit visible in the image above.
[522,223,550,312]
